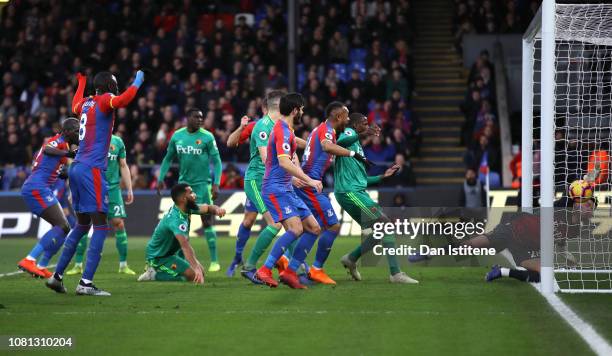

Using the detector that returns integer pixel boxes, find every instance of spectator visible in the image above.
[364,135,396,175]
[459,168,487,208]
[220,163,244,189]
[385,153,416,187]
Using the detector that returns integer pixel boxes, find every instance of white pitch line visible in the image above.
[0,264,56,278]
[531,283,612,356]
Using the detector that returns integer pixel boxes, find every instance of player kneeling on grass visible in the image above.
[138,183,226,283]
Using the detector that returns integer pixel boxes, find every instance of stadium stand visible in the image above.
[0,0,420,190]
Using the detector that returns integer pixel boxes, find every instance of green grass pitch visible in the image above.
[0,237,610,355]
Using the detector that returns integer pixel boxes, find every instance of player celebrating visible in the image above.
[65,134,136,276]
[17,118,79,278]
[46,70,144,296]
[293,102,370,285]
[138,184,226,284]
[157,108,223,272]
[336,113,419,284]
[225,91,284,282]
[255,93,323,289]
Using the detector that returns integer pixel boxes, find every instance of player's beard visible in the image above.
[292,112,303,126]
[187,199,199,211]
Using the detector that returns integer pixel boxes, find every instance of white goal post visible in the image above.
[522,0,612,294]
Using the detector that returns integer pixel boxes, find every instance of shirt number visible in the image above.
[79,113,87,141]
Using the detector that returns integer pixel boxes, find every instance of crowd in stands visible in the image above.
[461,49,502,188]
[456,0,542,190]
[453,0,541,52]
[0,0,417,191]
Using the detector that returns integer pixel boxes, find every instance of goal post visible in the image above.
[522,0,612,294]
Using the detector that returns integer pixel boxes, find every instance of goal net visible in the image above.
[523,1,612,293]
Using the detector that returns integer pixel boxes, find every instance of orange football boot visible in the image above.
[255,266,278,288]
[308,267,336,285]
[17,258,46,278]
[279,269,307,289]
[275,255,289,273]
[37,267,53,279]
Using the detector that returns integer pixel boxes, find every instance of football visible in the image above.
[568,179,595,202]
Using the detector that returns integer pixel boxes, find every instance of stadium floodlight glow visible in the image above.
[522,0,612,294]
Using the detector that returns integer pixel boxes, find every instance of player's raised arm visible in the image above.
[72,73,87,114]
[174,234,205,284]
[227,116,251,147]
[106,71,144,110]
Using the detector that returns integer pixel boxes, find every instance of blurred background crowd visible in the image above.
[0,0,419,191]
[0,0,545,193]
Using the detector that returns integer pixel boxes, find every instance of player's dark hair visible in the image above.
[348,112,367,128]
[186,108,203,118]
[265,90,285,112]
[325,101,345,119]
[279,93,304,116]
[61,117,79,132]
[93,71,115,93]
[171,183,190,203]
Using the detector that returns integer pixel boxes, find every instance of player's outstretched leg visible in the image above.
[111,218,135,275]
[138,254,191,282]
[309,225,340,285]
[202,214,220,272]
[47,213,92,294]
[66,236,87,275]
[241,211,281,284]
[256,217,304,288]
[283,216,321,289]
[18,204,70,279]
[227,211,255,277]
[75,213,111,296]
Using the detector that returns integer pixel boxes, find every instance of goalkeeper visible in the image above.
[335,112,419,284]
[138,184,226,283]
[156,108,223,272]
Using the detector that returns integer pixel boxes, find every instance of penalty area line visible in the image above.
[531,283,612,356]
[0,264,56,278]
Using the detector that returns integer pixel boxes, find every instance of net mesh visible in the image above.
[531,4,612,292]
[532,3,612,292]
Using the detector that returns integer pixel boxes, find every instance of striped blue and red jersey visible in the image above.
[262,120,297,193]
[24,134,69,188]
[301,121,336,180]
[73,94,115,170]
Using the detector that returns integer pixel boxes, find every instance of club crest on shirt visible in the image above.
[284,206,292,214]
[109,144,116,151]
[46,195,54,202]
[171,263,177,270]
[195,139,202,145]
[327,209,334,217]
[282,143,291,152]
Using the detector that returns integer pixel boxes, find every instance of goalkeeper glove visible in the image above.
[351,151,375,169]
[132,70,145,88]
